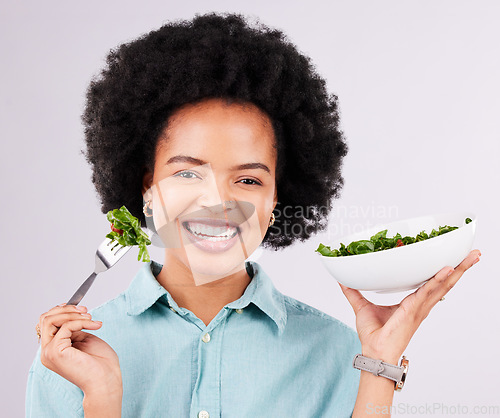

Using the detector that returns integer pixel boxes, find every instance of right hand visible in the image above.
[38,303,122,396]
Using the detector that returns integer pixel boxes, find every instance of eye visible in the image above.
[173,170,201,179]
[238,178,262,186]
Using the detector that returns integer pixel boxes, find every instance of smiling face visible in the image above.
[142,98,278,285]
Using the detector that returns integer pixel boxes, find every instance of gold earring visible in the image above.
[269,212,275,227]
[143,200,153,217]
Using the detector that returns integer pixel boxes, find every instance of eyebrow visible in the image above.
[165,155,271,174]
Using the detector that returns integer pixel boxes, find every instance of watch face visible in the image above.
[395,357,409,392]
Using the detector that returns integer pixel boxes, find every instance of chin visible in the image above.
[188,243,258,283]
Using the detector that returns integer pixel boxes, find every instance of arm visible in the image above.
[341,249,481,418]
[26,367,122,418]
[82,389,122,418]
[26,349,84,418]
[351,351,398,416]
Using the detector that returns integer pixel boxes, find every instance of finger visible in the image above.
[50,319,102,354]
[448,249,481,288]
[40,312,94,348]
[338,282,371,314]
[39,304,88,331]
[416,249,481,308]
[41,319,102,370]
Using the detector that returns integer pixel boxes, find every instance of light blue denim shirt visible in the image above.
[26,260,361,417]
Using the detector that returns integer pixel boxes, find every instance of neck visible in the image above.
[155,250,253,326]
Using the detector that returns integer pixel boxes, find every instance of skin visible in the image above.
[36,98,482,417]
[141,98,278,326]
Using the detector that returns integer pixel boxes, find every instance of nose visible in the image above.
[197,172,235,213]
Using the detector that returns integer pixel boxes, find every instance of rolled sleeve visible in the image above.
[25,346,84,418]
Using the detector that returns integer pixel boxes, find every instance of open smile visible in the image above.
[181,219,242,253]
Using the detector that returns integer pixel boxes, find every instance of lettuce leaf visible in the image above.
[106,206,152,262]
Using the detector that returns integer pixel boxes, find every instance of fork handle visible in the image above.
[66,272,98,306]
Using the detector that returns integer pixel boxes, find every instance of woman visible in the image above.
[26,13,481,417]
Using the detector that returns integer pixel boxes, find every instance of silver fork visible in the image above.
[66,237,132,305]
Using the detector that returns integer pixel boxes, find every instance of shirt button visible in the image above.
[202,332,211,343]
[235,308,243,314]
[198,411,210,418]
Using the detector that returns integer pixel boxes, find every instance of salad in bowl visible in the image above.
[315,211,476,293]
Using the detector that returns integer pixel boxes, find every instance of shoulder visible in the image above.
[87,292,127,318]
[283,293,354,332]
[282,293,360,346]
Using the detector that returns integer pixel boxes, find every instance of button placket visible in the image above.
[190,315,228,418]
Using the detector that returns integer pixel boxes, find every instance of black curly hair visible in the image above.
[81,12,348,250]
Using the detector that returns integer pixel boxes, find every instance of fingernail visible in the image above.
[447,268,455,277]
[94,320,102,324]
[473,257,480,265]
[76,306,87,311]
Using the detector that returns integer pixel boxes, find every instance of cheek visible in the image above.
[250,194,276,233]
[152,179,204,223]
[259,191,276,217]
[150,180,203,249]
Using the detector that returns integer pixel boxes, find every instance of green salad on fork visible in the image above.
[106,206,152,262]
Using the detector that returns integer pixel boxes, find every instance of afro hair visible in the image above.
[81,12,348,250]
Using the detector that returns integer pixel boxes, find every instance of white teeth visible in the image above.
[185,222,237,240]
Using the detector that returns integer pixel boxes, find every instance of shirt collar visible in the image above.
[125,259,287,335]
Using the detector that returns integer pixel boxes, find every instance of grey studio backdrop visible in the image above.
[2,1,499,417]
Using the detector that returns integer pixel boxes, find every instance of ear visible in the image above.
[142,169,154,197]
[272,186,278,211]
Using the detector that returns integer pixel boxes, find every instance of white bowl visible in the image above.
[317,211,476,293]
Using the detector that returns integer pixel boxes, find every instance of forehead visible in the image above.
[158,98,277,165]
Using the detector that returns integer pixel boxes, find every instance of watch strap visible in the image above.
[352,354,405,382]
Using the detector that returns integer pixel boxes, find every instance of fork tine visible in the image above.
[98,241,132,267]
[110,241,121,251]
[66,238,133,305]
[113,245,128,256]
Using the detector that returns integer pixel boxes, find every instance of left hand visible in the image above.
[339,249,481,363]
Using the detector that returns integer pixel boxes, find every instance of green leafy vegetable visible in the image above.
[316,217,471,257]
[106,205,152,262]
